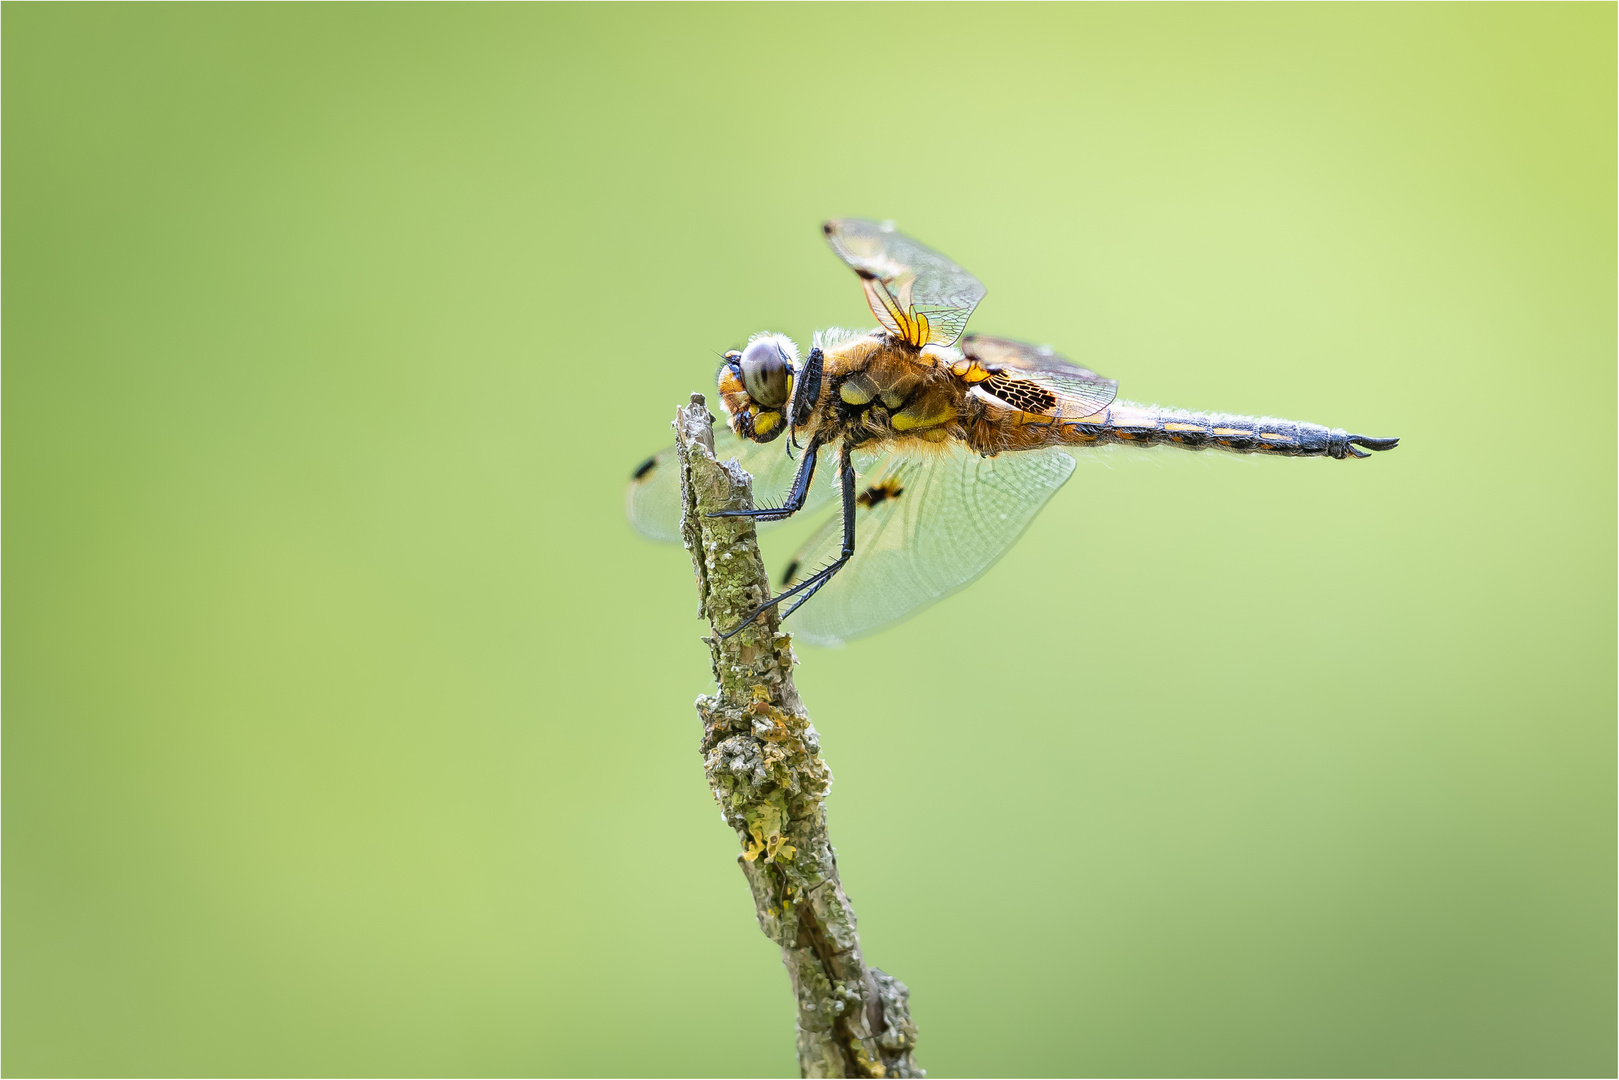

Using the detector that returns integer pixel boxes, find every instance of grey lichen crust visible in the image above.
[675,395,922,1079]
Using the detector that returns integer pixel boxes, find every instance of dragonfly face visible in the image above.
[628,219,1400,645]
[717,334,798,443]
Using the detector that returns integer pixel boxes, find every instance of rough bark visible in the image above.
[674,395,922,1079]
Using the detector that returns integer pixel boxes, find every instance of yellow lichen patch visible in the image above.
[851,1044,886,1078]
[741,791,796,864]
[741,828,797,864]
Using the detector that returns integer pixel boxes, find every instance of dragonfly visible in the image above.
[628,219,1398,646]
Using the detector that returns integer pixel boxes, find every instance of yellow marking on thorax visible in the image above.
[839,373,877,405]
[892,398,955,431]
[879,383,915,409]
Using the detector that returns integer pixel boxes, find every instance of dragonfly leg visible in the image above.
[789,347,824,432]
[719,444,856,639]
[784,347,823,455]
[710,438,820,522]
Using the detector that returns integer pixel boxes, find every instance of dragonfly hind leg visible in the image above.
[718,444,856,640]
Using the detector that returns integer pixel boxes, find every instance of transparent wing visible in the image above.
[781,444,1077,645]
[626,425,835,543]
[962,334,1119,420]
[823,219,986,348]
[961,334,1110,381]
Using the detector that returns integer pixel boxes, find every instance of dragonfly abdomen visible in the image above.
[1055,402,1397,460]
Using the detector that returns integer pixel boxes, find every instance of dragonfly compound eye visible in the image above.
[740,337,793,408]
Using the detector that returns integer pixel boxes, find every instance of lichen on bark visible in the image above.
[674,395,922,1079]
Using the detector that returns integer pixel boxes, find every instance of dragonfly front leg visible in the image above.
[709,437,821,523]
[719,443,857,639]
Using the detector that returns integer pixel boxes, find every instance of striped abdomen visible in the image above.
[1057,401,1398,459]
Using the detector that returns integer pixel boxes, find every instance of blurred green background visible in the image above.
[5,4,1613,1076]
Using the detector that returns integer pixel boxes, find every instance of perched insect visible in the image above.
[628,220,1398,645]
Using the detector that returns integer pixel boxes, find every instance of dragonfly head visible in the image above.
[716,332,798,443]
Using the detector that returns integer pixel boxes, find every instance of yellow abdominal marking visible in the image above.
[1211,427,1246,436]
[1260,432,1291,442]
[1163,422,1205,433]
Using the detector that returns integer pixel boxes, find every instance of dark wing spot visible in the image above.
[855,480,905,509]
[982,372,1058,413]
[780,559,800,586]
[632,457,657,481]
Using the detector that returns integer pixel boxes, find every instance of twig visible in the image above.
[674,394,922,1080]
